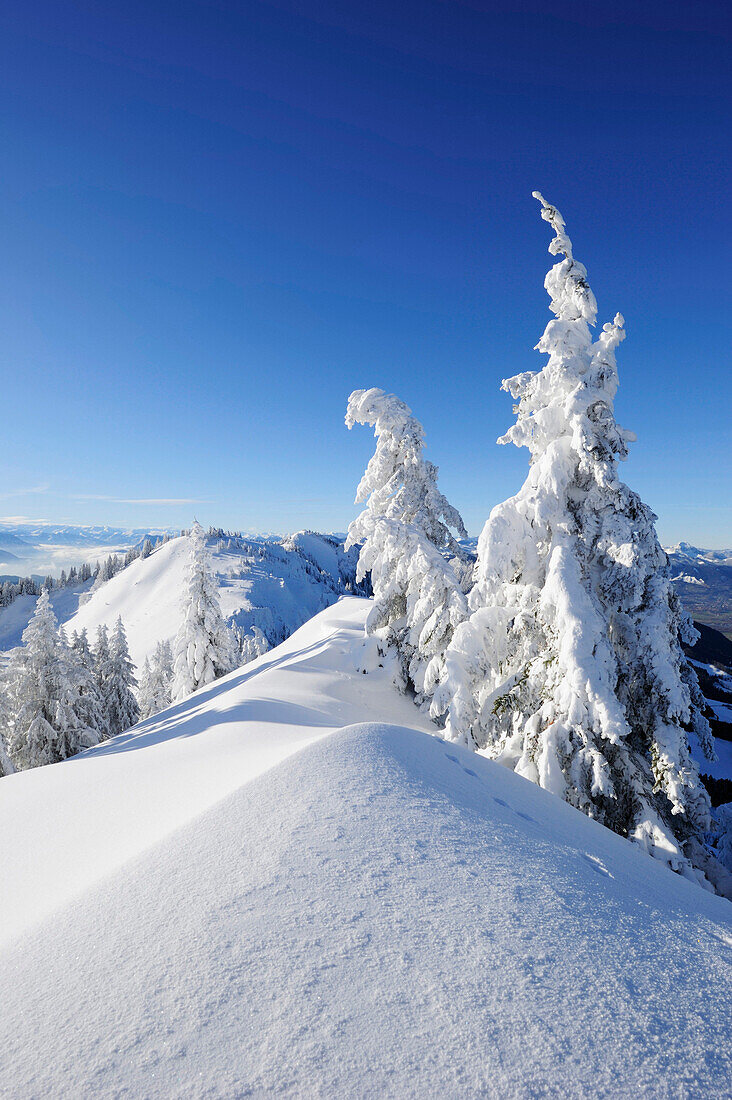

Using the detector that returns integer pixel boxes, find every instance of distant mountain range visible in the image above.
[665,542,732,567]
[0,522,179,578]
[664,546,732,639]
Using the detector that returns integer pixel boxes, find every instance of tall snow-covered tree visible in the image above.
[172,522,236,701]
[345,388,469,702]
[93,623,114,737]
[137,658,154,718]
[434,192,715,885]
[0,687,14,776]
[69,628,108,740]
[5,591,100,770]
[138,639,174,719]
[105,617,140,736]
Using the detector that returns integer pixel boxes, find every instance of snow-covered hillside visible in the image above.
[0,580,95,654]
[0,531,364,668]
[1,599,730,1098]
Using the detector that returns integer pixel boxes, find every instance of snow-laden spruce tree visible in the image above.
[433,193,715,883]
[138,639,174,719]
[345,388,469,701]
[238,625,271,665]
[0,689,14,776]
[106,617,140,735]
[172,522,237,701]
[138,658,154,718]
[69,628,108,740]
[93,623,113,727]
[5,591,100,769]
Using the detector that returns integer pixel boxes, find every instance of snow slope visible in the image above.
[0,598,430,948]
[1,599,731,1098]
[0,579,94,654]
[0,531,363,667]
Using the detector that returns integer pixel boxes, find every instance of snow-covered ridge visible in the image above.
[1,599,730,1098]
[0,530,366,668]
[0,598,433,949]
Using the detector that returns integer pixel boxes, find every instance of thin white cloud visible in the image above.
[0,484,50,499]
[72,495,213,506]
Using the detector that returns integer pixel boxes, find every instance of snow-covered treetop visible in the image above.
[345,388,467,553]
[531,191,598,323]
[190,518,206,547]
[498,195,631,470]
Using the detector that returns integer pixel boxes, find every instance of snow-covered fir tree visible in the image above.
[69,629,108,739]
[138,639,174,719]
[106,617,140,735]
[172,522,237,701]
[237,625,271,665]
[71,627,93,664]
[345,388,469,702]
[433,192,716,884]
[137,658,154,718]
[93,623,113,720]
[4,591,101,770]
[0,688,14,776]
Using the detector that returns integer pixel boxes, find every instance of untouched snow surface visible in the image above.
[1,599,731,1098]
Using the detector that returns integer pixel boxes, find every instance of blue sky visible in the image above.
[1,0,730,544]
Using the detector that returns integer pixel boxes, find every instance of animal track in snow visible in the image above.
[582,854,613,879]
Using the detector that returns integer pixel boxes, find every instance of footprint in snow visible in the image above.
[491,796,535,823]
[445,754,459,764]
[582,854,613,879]
[462,768,477,778]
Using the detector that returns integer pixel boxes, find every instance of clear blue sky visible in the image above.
[1,1,730,544]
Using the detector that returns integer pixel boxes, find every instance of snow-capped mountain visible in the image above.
[0,521,176,547]
[1,599,730,1097]
[665,543,732,567]
[0,522,175,578]
[665,549,732,639]
[0,530,366,669]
